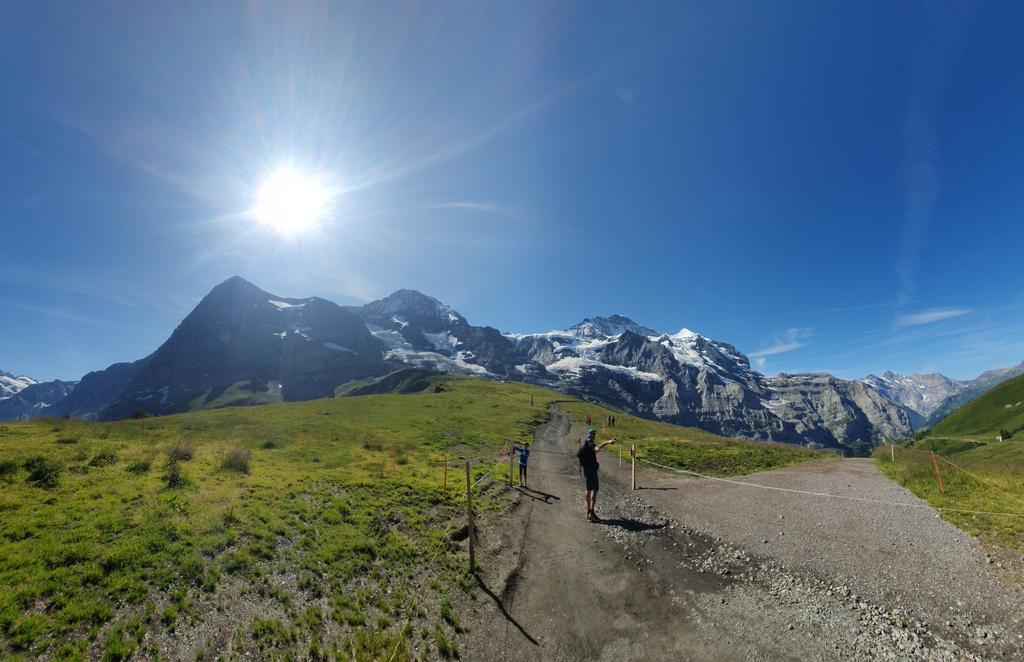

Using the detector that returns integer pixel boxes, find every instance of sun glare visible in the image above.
[249,166,332,238]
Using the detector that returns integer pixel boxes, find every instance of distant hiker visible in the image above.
[585,414,592,426]
[611,415,616,427]
[513,441,530,487]
[577,428,615,521]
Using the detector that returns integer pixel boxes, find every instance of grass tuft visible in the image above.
[24,455,61,488]
[168,441,194,461]
[89,451,118,467]
[162,458,188,489]
[220,446,252,474]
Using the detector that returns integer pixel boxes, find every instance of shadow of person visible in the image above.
[473,573,540,646]
[593,518,667,532]
[517,485,560,503]
[636,486,679,491]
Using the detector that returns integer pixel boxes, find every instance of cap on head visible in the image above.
[587,428,596,437]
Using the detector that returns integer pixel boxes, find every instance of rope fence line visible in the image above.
[499,427,1023,520]
[931,453,1024,512]
[393,424,1021,660]
[634,456,1024,518]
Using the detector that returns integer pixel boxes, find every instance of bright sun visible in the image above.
[250,166,332,238]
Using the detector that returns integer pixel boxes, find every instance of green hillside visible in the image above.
[931,372,1024,440]
[0,376,820,660]
[877,432,1024,553]
[558,400,825,476]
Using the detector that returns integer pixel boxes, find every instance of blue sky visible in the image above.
[2,1,1023,382]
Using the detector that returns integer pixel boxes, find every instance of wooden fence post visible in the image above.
[930,451,945,495]
[891,443,895,463]
[465,461,475,572]
[631,444,636,491]
[443,454,448,500]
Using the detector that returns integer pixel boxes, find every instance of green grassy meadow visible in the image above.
[881,374,1024,553]
[557,400,826,476]
[1,375,831,660]
[876,437,1024,553]
[930,372,1024,440]
[0,377,557,661]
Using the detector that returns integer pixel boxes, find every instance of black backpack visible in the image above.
[577,440,598,471]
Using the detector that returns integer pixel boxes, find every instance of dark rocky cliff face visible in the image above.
[25,281,914,451]
[45,276,385,420]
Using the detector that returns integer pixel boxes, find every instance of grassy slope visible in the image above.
[1,376,826,660]
[876,438,1024,554]
[931,372,1024,439]
[882,373,1024,553]
[557,400,826,476]
[0,377,555,660]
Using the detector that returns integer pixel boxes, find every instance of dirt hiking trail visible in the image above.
[462,406,1024,661]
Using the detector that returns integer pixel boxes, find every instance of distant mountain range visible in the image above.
[0,371,76,421]
[860,363,1024,429]
[0,371,37,399]
[927,371,1024,440]
[1,276,1019,453]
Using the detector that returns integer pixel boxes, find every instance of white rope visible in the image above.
[636,456,1024,518]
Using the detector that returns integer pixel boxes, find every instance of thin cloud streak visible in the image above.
[896,308,970,326]
[428,201,504,214]
[3,301,109,326]
[749,328,808,358]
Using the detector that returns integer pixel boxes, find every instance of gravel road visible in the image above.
[461,406,1024,661]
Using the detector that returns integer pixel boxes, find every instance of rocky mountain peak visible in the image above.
[366,289,460,321]
[12,278,918,452]
[0,371,39,400]
[569,315,657,339]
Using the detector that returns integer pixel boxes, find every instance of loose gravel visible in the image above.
[462,408,1024,661]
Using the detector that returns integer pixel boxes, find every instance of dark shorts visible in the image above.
[519,463,528,473]
[583,468,599,492]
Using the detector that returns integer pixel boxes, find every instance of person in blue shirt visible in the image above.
[513,441,530,487]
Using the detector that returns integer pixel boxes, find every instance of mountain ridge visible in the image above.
[15,276,1011,453]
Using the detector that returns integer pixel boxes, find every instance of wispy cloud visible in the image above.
[749,328,809,358]
[428,201,504,214]
[896,308,970,327]
[3,301,109,326]
[895,6,975,307]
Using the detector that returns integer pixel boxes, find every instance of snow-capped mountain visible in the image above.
[862,363,1024,429]
[0,379,77,421]
[0,371,38,400]
[45,276,385,420]
[862,371,968,419]
[10,278,913,451]
[350,297,910,451]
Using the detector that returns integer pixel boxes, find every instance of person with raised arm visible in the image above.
[576,428,616,521]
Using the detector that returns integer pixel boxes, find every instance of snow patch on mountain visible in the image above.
[861,371,968,418]
[424,331,460,355]
[268,299,307,310]
[547,357,662,382]
[0,371,38,400]
[367,324,491,377]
